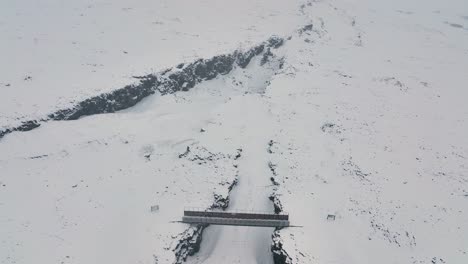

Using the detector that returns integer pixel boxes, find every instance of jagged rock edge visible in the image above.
[271,230,293,264]
[269,192,293,264]
[0,36,285,140]
[268,188,292,264]
[267,142,293,264]
[172,149,241,264]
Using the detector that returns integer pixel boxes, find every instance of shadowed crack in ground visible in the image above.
[267,140,292,264]
[0,36,285,140]
[172,147,242,264]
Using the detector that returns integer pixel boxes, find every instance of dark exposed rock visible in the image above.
[233,148,243,160]
[18,120,41,131]
[268,161,281,187]
[0,120,41,138]
[172,180,238,263]
[29,154,48,159]
[212,193,229,210]
[178,146,191,159]
[236,44,265,68]
[172,146,241,263]
[278,57,285,69]
[173,225,207,264]
[172,173,237,264]
[0,36,285,140]
[268,161,278,177]
[261,48,274,66]
[342,158,371,183]
[51,75,159,120]
[211,178,238,210]
[266,139,292,264]
[267,140,275,154]
[144,154,151,161]
[194,55,235,80]
[271,230,293,264]
[270,177,280,186]
[298,23,313,35]
[269,194,283,214]
[267,36,285,49]
[321,122,343,135]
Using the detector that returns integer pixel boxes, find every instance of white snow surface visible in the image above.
[2,0,468,264]
[0,0,306,129]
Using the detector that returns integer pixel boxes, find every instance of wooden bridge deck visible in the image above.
[182,209,290,227]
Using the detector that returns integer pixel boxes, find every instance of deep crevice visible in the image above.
[271,230,293,264]
[0,36,285,140]
[172,148,242,264]
[267,140,293,264]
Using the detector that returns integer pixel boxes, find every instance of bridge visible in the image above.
[182,208,290,227]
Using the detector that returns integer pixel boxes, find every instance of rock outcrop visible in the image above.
[0,36,285,140]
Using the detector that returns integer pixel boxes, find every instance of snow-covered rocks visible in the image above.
[1,0,468,263]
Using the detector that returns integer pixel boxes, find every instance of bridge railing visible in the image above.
[184,207,289,216]
[184,208,289,221]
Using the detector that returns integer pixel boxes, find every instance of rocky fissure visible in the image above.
[172,147,242,264]
[173,225,207,264]
[271,231,293,264]
[267,140,293,264]
[0,36,285,140]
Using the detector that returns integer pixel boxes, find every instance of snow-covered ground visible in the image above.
[268,1,468,263]
[0,49,284,263]
[184,68,279,264]
[1,0,468,264]
[0,0,305,130]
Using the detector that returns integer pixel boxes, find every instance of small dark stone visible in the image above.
[178,146,191,158]
[298,23,313,35]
